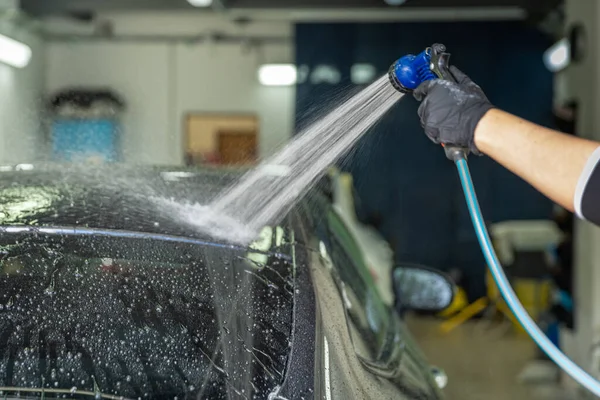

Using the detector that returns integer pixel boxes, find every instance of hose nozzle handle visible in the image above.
[428,43,456,84]
[429,45,468,160]
[388,43,469,160]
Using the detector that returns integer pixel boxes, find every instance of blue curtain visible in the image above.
[295,21,555,300]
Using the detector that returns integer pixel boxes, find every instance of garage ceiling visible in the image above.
[21,0,561,18]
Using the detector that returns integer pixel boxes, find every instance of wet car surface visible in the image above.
[0,164,444,400]
[0,165,298,399]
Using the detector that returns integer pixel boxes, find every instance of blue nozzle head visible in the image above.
[388,47,438,93]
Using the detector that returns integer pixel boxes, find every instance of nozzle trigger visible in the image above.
[429,44,456,84]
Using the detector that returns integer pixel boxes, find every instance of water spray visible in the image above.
[389,43,600,397]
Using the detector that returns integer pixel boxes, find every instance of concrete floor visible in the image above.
[406,315,583,400]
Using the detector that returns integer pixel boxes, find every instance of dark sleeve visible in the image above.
[575,146,600,226]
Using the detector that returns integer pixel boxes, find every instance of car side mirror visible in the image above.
[393,264,456,314]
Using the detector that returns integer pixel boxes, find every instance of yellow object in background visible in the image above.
[512,278,552,335]
[438,269,525,334]
[437,286,469,318]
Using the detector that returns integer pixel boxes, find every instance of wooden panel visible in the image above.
[217,130,258,165]
[185,114,258,166]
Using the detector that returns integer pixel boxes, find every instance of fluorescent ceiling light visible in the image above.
[0,34,31,68]
[544,37,570,72]
[351,63,377,84]
[187,0,213,6]
[258,64,297,86]
[310,65,341,84]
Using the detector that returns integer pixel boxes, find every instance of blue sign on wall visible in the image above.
[52,119,120,163]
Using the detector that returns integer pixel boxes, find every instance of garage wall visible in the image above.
[0,19,45,164]
[560,0,600,391]
[44,13,294,165]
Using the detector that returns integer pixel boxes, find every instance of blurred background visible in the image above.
[0,0,598,398]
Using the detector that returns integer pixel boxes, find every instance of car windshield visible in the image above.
[0,228,295,399]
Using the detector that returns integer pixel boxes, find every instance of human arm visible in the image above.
[475,108,600,213]
[414,67,600,225]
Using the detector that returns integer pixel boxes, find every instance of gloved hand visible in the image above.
[413,66,495,156]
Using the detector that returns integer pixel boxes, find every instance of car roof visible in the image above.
[0,163,261,245]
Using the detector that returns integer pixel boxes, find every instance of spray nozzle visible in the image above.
[388,43,455,93]
[389,44,468,160]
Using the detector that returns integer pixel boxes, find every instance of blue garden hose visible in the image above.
[455,157,600,397]
[389,43,600,396]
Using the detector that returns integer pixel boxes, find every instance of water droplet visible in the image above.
[70,387,77,394]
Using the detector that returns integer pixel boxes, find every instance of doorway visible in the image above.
[185,113,259,166]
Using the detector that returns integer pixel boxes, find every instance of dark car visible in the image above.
[0,164,451,400]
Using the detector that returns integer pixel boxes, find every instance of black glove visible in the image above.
[413,66,494,156]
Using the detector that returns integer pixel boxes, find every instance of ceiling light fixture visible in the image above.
[384,0,407,5]
[258,64,297,86]
[351,63,377,84]
[187,0,213,7]
[0,34,31,68]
